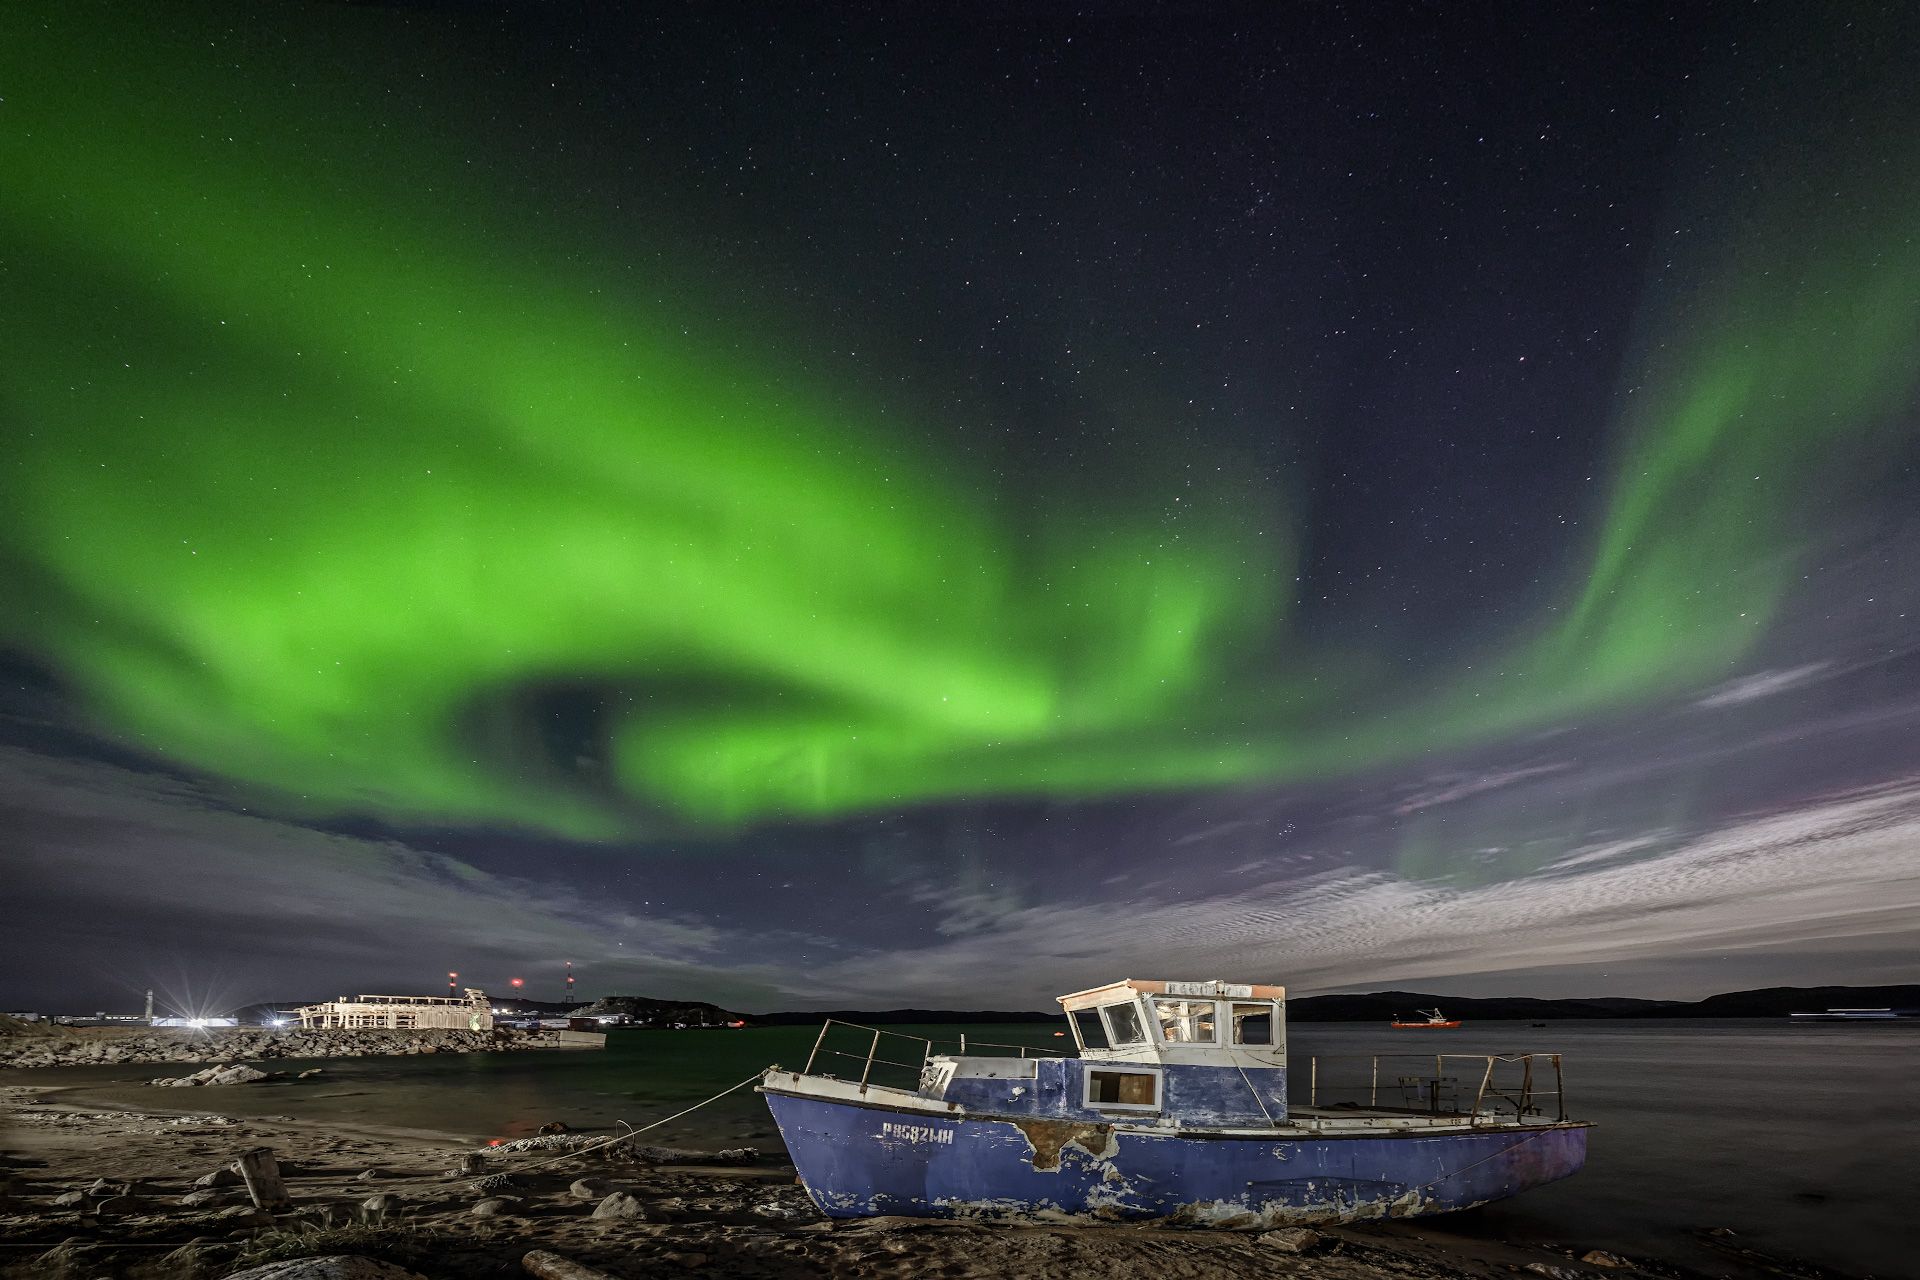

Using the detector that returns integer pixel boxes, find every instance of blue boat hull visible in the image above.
[765,1089,1587,1225]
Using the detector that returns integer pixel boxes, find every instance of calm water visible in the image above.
[6,1020,1914,1278]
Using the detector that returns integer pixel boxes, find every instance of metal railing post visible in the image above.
[805,1020,832,1074]
[1370,1056,1378,1108]
[858,1027,882,1093]
[1310,1056,1318,1107]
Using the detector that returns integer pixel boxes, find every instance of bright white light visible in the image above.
[187,1017,206,1028]
[269,1018,287,1027]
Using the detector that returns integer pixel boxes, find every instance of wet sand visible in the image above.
[0,1083,1863,1280]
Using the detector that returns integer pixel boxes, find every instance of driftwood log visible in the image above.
[233,1146,292,1212]
[522,1250,618,1280]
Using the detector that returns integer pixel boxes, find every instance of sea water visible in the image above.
[8,1019,1914,1278]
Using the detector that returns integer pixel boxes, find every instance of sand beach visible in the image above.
[0,1077,1856,1280]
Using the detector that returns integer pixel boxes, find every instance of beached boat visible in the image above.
[1391,1008,1462,1029]
[760,977,1587,1225]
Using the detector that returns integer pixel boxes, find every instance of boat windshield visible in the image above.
[1102,1002,1147,1045]
[1152,997,1218,1043]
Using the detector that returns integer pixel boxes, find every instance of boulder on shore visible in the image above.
[147,1063,269,1087]
[591,1191,649,1220]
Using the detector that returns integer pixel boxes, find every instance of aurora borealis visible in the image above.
[5,2,1920,1010]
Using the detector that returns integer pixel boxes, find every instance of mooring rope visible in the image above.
[513,1067,773,1172]
[1235,1064,1280,1128]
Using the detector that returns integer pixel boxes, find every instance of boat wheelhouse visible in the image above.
[760,977,1588,1225]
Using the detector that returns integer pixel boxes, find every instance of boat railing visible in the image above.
[802,1019,1068,1093]
[1301,1053,1567,1123]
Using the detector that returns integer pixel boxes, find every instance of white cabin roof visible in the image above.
[1056,978,1286,1011]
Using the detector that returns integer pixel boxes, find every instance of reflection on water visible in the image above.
[6,1020,1913,1278]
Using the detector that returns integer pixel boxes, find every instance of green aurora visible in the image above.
[4,10,1917,837]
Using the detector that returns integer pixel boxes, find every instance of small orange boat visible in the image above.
[1391,1007,1461,1029]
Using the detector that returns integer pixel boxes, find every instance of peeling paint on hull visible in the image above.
[765,1090,1587,1225]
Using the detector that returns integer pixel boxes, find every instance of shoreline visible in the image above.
[38,1080,488,1149]
[0,1081,1870,1280]
[0,1024,603,1073]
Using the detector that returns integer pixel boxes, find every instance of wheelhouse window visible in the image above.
[1100,1001,1147,1046]
[1084,1067,1160,1110]
[1151,997,1218,1043]
[1231,1002,1276,1044]
[1071,1008,1111,1049]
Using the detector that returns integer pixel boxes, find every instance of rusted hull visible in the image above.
[764,1089,1586,1225]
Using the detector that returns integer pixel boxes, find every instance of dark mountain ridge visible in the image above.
[753,983,1920,1024]
[219,983,1917,1027]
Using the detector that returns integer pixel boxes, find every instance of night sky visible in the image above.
[4,2,1919,1015]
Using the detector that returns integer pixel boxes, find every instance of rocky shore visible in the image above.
[0,1025,590,1071]
[0,1085,1852,1280]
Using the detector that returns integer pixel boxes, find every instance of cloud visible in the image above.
[799,778,1920,1007]
[1694,663,1833,708]
[0,747,794,1010]
[1391,763,1574,815]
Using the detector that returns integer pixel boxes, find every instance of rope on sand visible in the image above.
[510,1067,773,1171]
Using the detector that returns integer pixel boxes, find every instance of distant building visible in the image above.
[293,989,493,1031]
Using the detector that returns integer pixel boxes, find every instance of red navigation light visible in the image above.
[510,978,524,988]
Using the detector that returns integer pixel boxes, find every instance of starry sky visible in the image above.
[4,2,1919,1014]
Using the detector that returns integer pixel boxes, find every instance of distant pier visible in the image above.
[293,988,494,1031]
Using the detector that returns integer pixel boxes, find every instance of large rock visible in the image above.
[569,1177,623,1201]
[222,1258,429,1280]
[194,1167,242,1189]
[591,1191,648,1220]
[471,1196,518,1217]
[1257,1227,1323,1254]
[204,1063,269,1085]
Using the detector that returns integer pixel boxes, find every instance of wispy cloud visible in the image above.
[1694,662,1833,708]
[0,747,793,1010]
[1391,763,1574,815]
[801,778,1920,1007]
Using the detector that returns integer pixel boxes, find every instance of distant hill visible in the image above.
[571,994,745,1027]
[1286,991,1682,1022]
[1286,985,1920,1021]
[754,984,1919,1025]
[209,982,1917,1028]
[1678,984,1920,1018]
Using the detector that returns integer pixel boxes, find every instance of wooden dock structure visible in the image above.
[293,989,494,1031]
